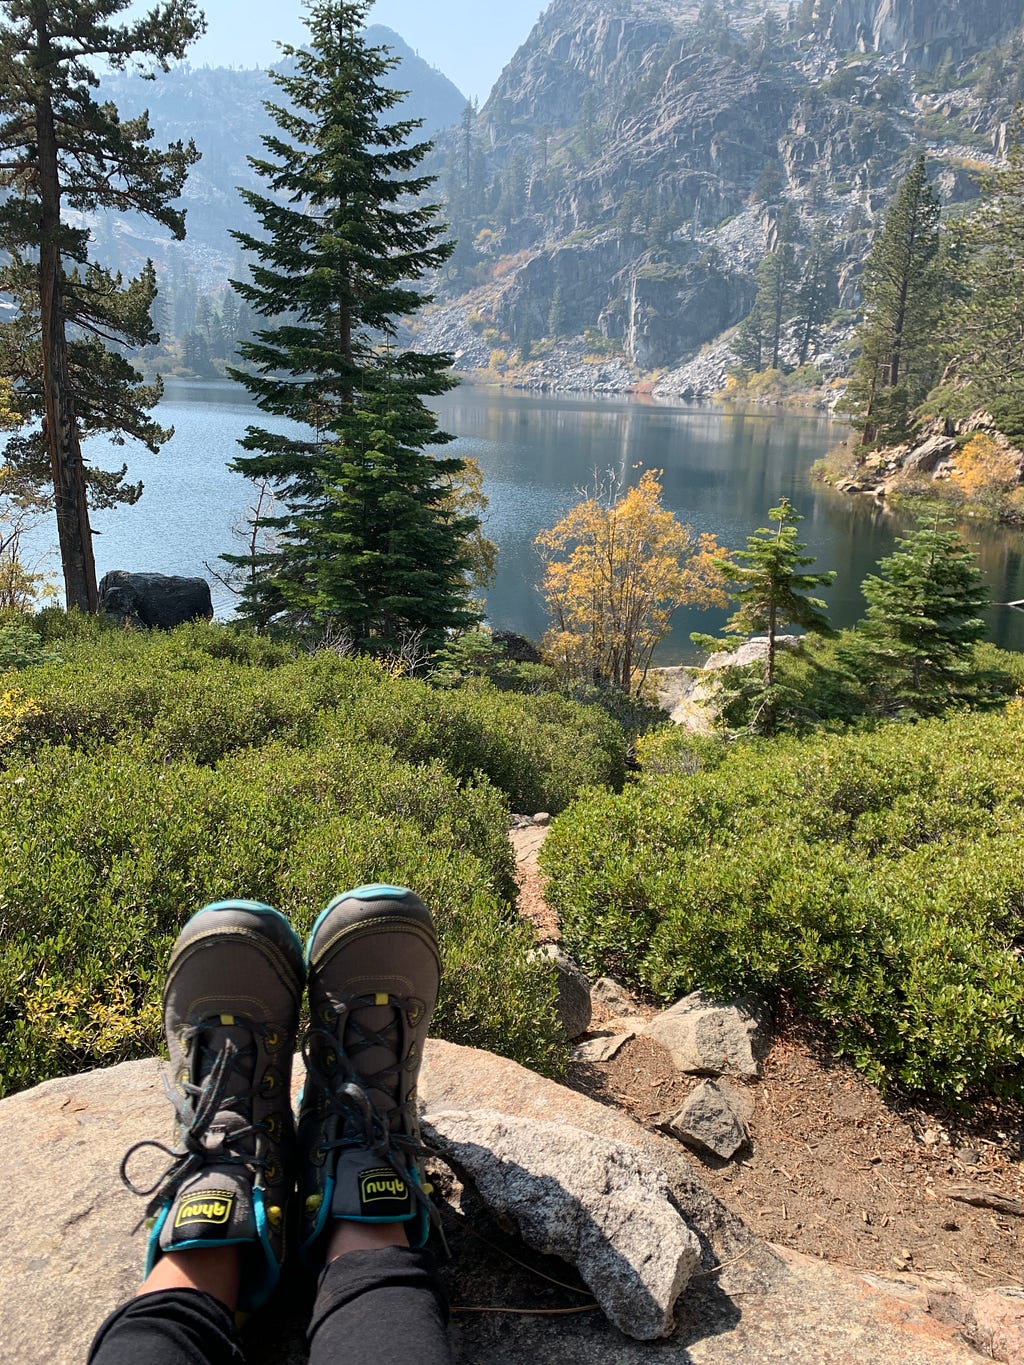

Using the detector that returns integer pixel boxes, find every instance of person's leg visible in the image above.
[89,900,305,1364]
[298,885,453,1364]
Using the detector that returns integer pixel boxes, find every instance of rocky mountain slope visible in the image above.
[87,28,466,291]
[418,0,1024,393]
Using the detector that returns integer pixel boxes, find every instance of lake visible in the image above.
[21,380,1024,662]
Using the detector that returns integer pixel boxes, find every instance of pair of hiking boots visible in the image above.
[122,885,440,1312]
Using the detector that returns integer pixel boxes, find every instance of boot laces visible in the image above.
[302,993,440,1233]
[121,1025,269,1221]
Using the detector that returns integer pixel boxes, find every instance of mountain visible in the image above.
[417,0,1024,392]
[88,29,466,292]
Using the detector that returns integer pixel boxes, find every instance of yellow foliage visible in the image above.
[536,469,727,693]
[951,434,1020,499]
[0,688,40,751]
[439,455,497,592]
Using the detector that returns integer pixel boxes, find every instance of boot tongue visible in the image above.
[343,1002,401,1125]
[194,1023,256,1158]
[158,1167,258,1252]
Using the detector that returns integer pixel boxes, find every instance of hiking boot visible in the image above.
[121,900,305,1312]
[298,884,441,1259]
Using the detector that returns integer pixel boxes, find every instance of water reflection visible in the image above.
[17,380,1024,662]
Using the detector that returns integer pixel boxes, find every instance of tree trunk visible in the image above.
[35,11,97,613]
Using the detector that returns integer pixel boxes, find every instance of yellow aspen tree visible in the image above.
[536,469,726,692]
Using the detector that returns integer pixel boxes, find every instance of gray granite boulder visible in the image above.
[664,1081,755,1161]
[424,1109,702,1339]
[642,991,769,1079]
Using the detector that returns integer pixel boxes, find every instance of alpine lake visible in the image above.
[26,379,1024,664]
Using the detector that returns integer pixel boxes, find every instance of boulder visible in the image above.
[700,636,800,672]
[902,434,957,475]
[98,571,213,630]
[664,1081,754,1161]
[424,1109,702,1339]
[492,630,542,664]
[533,944,592,1038]
[641,991,768,1079]
[590,976,636,1016]
[573,1032,634,1063]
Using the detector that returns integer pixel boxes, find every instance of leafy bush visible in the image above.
[541,706,1024,1102]
[0,622,631,1095]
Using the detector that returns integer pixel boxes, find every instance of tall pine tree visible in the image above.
[940,129,1024,441]
[228,0,479,649]
[0,0,202,611]
[844,154,943,448]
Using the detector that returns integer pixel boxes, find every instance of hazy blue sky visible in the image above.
[182,0,542,102]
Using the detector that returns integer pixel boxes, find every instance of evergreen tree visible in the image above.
[940,131,1024,440]
[227,0,479,650]
[693,499,834,735]
[840,519,990,716]
[736,207,799,372]
[794,218,837,365]
[0,0,202,611]
[843,154,943,447]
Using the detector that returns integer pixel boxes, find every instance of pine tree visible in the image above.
[843,154,943,448]
[0,0,202,611]
[692,499,834,735]
[940,130,1024,440]
[840,519,991,716]
[227,0,479,650]
[736,207,799,372]
[794,218,837,365]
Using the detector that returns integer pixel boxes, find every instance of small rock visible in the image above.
[664,1080,753,1161]
[423,1109,701,1339]
[641,990,768,1079]
[532,812,551,826]
[572,1032,634,1063]
[532,945,592,1038]
[590,976,636,1014]
[956,1146,980,1165]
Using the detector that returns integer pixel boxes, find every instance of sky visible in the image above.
[181,0,544,102]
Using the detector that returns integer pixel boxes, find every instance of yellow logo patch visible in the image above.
[175,1190,235,1229]
[359,1169,409,1204]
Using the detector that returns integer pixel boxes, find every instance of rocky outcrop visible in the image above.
[424,1109,702,1338]
[0,1041,1008,1363]
[822,0,1024,69]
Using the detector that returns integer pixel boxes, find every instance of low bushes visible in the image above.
[541,705,1024,1103]
[0,622,629,1096]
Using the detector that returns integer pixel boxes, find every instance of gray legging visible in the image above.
[87,1247,452,1365]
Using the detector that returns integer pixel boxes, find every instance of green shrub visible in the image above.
[0,623,631,1094]
[0,736,563,1094]
[541,705,1024,1103]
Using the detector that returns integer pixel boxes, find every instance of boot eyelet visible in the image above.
[265,1029,279,1048]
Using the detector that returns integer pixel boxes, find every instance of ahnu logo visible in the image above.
[175,1192,234,1228]
[359,1169,409,1203]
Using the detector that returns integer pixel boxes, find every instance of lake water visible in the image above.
[21,379,1024,663]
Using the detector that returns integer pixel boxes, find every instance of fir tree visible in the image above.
[940,130,1024,440]
[693,499,834,735]
[736,206,799,372]
[0,0,202,611]
[227,0,479,650]
[794,218,837,365]
[843,154,943,448]
[840,519,991,716]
